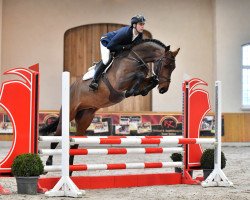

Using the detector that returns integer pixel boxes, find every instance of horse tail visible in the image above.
[39,117,59,135]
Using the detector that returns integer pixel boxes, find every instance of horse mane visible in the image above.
[132,39,170,51]
[115,38,170,59]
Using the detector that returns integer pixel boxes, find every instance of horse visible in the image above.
[40,38,180,171]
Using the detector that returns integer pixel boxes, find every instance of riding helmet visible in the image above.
[131,14,146,25]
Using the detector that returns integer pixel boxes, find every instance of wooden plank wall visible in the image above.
[0,135,13,141]
[222,113,250,142]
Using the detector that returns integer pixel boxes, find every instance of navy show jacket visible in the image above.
[101,26,143,52]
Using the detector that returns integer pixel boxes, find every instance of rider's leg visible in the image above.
[89,43,110,90]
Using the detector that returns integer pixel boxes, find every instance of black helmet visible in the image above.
[131,14,146,25]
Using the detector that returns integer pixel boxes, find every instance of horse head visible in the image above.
[154,47,180,94]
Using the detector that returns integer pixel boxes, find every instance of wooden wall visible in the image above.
[0,134,13,141]
[222,113,250,142]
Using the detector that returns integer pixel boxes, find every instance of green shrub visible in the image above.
[200,148,226,169]
[170,153,183,161]
[11,153,44,177]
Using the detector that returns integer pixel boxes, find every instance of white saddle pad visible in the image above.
[82,67,95,80]
[82,60,113,81]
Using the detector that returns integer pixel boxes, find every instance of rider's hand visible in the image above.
[123,44,133,50]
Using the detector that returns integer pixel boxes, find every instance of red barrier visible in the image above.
[0,64,39,175]
[183,78,211,171]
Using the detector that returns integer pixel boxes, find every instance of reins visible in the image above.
[130,50,150,72]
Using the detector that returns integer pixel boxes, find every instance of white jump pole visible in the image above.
[39,147,183,156]
[45,72,83,197]
[201,81,233,187]
[70,137,216,145]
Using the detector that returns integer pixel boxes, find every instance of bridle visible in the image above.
[153,55,175,83]
[130,50,175,83]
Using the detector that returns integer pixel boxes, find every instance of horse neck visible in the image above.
[131,45,165,63]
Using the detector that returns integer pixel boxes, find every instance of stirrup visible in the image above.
[89,82,99,90]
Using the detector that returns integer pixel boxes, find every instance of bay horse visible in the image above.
[40,39,180,170]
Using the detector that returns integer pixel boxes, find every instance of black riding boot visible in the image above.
[89,61,107,90]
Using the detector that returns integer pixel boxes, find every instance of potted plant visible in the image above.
[200,148,226,179]
[11,153,44,195]
[170,153,183,173]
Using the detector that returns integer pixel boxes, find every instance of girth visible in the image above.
[102,74,125,104]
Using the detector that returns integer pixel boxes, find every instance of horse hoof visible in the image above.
[152,75,159,82]
[125,92,131,98]
[46,159,53,166]
[141,91,148,96]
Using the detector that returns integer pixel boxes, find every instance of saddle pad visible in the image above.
[82,60,114,81]
[82,68,95,80]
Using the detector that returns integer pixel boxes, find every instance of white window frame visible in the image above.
[241,43,250,110]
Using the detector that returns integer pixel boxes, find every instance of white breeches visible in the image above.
[100,42,110,65]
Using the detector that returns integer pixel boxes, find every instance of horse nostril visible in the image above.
[159,88,167,94]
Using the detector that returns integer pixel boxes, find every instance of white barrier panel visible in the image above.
[45,72,83,198]
[201,81,233,187]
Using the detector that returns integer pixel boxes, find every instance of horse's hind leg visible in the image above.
[46,112,62,166]
[69,108,97,176]
[69,143,79,176]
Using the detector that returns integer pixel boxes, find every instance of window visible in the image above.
[242,44,250,109]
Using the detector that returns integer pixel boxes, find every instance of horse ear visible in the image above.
[172,48,180,57]
[165,45,170,51]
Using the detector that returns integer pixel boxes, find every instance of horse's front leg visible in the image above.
[69,108,97,176]
[134,75,159,96]
[125,71,145,98]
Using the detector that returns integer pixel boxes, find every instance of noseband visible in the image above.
[153,56,175,83]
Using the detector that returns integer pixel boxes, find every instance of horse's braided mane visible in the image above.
[132,38,170,51]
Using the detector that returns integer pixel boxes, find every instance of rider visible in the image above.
[89,14,146,90]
